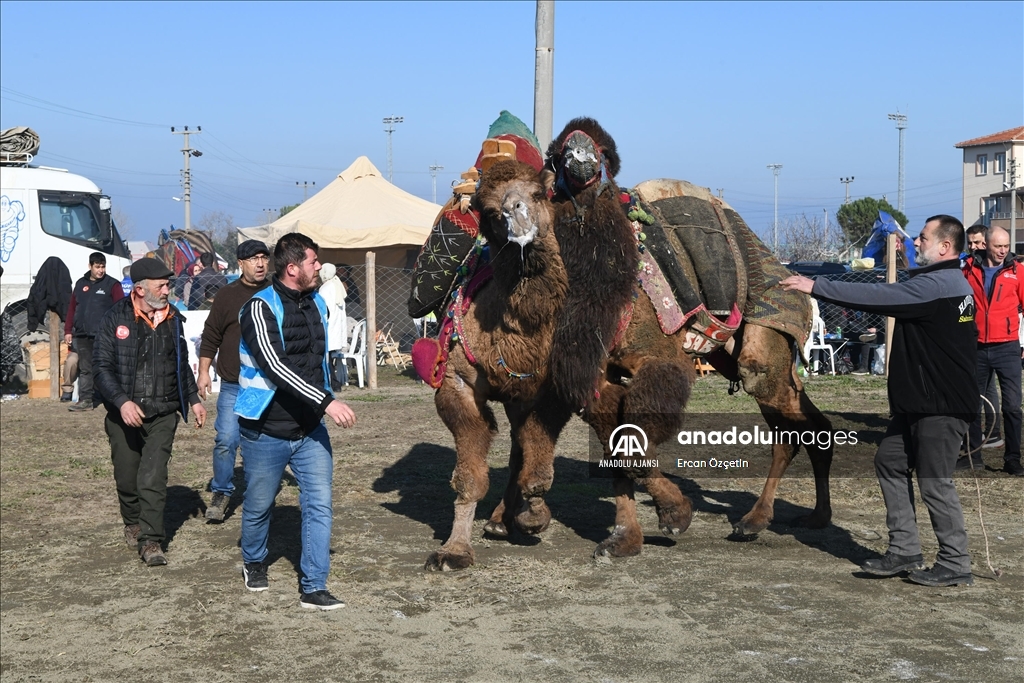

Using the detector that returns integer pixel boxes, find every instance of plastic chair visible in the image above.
[342,319,367,388]
[804,315,846,375]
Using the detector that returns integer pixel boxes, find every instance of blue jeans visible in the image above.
[211,381,240,495]
[239,423,334,594]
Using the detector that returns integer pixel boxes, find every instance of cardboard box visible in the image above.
[28,380,52,399]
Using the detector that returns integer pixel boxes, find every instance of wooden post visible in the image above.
[49,312,60,399]
[366,251,377,389]
[884,232,897,378]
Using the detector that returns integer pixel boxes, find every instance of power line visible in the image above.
[0,87,167,128]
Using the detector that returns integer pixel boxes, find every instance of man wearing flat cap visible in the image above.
[93,257,207,566]
[196,240,271,522]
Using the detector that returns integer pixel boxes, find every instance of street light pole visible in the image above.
[171,126,202,231]
[429,163,444,204]
[767,163,783,255]
[383,116,404,184]
[840,176,855,204]
[888,112,907,214]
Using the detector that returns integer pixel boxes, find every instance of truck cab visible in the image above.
[1,164,131,311]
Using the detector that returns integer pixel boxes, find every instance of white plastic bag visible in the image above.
[872,345,886,375]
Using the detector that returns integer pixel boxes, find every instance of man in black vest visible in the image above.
[93,258,207,566]
[65,252,125,411]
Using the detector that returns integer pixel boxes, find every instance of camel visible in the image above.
[424,127,833,569]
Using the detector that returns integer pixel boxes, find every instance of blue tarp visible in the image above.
[862,211,916,268]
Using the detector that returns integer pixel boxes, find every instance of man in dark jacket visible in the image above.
[93,257,207,566]
[196,240,271,522]
[235,233,355,609]
[188,252,228,310]
[65,252,124,410]
[961,226,1023,476]
[783,215,977,587]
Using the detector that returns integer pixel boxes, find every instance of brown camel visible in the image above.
[426,145,833,568]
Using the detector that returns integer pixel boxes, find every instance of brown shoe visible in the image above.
[124,524,141,548]
[139,541,167,566]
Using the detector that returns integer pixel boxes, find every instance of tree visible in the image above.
[196,210,236,263]
[279,203,300,217]
[836,197,908,249]
[112,207,134,241]
[778,214,848,262]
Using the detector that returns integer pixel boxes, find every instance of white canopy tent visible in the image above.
[236,156,440,268]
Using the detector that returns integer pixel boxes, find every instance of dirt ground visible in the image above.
[1,372,1021,682]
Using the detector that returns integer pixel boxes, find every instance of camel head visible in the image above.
[474,160,554,249]
[545,117,620,197]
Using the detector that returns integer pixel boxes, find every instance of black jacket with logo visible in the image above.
[69,272,123,337]
[812,259,977,418]
[92,296,201,418]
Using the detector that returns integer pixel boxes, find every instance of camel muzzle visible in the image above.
[502,192,539,246]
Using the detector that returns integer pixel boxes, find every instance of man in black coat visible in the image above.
[92,258,207,566]
[65,252,124,410]
[783,215,977,587]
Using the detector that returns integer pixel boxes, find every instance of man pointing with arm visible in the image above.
[782,214,977,587]
[235,232,355,610]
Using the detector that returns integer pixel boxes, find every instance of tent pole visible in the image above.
[366,251,377,389]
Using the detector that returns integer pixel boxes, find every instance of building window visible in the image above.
[995,152,1006,174]
[976,154,988,176]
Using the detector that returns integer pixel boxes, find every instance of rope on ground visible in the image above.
[964,394,1002,579]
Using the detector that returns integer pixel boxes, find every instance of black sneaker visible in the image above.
[205,492,228,523]
[954,456,983,471]
[982,437,1004,449]
[60,391,74,402]
[860,551,924,576]
[907,564,973,587]
[243,562,269,592]
[299,590,345,610]
[1003,460,1024,477]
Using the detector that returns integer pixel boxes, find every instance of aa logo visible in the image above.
[609,424,648,459]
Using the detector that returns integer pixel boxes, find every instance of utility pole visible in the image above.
[263,209,277,226]
[171,126,202,231]
[823,208,828,230]
[534,0,555,149]
[383,116,403,184]
[888,111,907,214]
[767,164,783,255]
[717,188,724,199]
[296,181,315,202]
[840,176,854,204]
[1009,156,1018,254]
[429,163,444,204]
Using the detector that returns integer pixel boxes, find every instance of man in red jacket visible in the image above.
[962,226,1023,476]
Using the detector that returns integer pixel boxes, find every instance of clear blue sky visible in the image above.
[2,1,1021,243]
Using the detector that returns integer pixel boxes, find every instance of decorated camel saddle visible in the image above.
[620,180,810,354]
[407,111,545,386]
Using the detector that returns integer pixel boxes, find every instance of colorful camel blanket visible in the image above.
[627,180,810,350]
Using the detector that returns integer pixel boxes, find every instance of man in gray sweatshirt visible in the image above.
[782,214,977,587]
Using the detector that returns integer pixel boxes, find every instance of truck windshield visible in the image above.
[37,191,129,258]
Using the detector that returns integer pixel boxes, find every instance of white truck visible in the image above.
[1,128,132,388]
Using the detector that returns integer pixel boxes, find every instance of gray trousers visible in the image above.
[875,414,971,573]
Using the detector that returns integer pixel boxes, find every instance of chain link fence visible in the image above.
[810,268,909,338]
[1,301,51,392]
[343,264,420,354]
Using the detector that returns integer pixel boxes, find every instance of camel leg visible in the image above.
[483,408,525,539]
[425,370,497,571]
[733,326,833,536]
[594,476,644,557]
[622,360,695,537]
[510,395,572,535]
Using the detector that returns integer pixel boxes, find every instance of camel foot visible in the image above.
[483,520,509,538]
[733,509,772,537]
[593,525,643,558]
[424,543,475,572]
[514,499,551,535]
[794,508,832,529]
[657,495,693,536]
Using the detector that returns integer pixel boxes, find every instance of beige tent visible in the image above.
[237,156,440,268]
